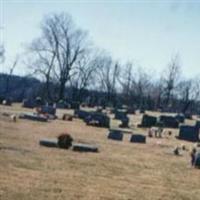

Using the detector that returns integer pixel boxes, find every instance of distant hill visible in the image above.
[0,73,42,102]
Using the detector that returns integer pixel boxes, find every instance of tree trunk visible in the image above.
[182,101,191,114]
[59,81,66,100]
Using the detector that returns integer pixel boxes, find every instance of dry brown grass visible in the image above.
[0,104,200,200]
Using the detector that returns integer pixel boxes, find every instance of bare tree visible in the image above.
[4,56,19,95]
[178,77,200,113]
[163,55,181,107]
[29,13,90,100]
[131,67,151,109]
[95,54,120,106]
[153,78,165,110]
[69,51,98,101]
[119,62,133,106]
[28,41,56,100]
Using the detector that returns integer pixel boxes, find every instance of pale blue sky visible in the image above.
[1,0,200,77]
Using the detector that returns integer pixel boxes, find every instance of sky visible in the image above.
[0,0,200,78]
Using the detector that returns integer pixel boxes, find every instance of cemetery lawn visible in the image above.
[0,104,200,200]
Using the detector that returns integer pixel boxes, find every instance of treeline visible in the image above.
[0,73,41,101]
[1,12,200,114]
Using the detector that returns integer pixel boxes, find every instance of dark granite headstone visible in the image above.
[39,138,58,147]
[108,130,123,141]
[41,105,56,116]
[195,152,200,168]
[179,125,199,142]
[175,114,185,123]
[19,113,48,122]
[72,143,98,153]
[158,115,179,128]
[130,134,146,143]
[138,114,157,128]
[85,112,110,128]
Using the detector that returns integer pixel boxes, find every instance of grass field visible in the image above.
[0,104,200,200]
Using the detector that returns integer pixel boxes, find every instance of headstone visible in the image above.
[85,112,110,128]
[179,125,199,142]
[22,99,35,108]
[56,100,70,109]
[56,102,66,109]
[119,116,129,128]
[158,115,179,128]
[195,152,200,168]
[41,105,56,116]
[74,109,91,120]
[114,110,127,120]
[108,130,123,141]
[185,112,192,119]
[39,138,58,147]
[195,121,200,129]
[175,114,185,123]
[130,134,146,143]
[35,97,43,106]
[19,113,48,122]
[139,108,145,114]
[138,114,157,128]
[72,143,98,153]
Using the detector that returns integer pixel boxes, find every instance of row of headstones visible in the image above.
[138,114,185,129]
[138,114,200,142]
[40,134,98,153]
[22,98,80,110]
[113,108,150,128]
[108,129,146,143]
[74,109,110,128]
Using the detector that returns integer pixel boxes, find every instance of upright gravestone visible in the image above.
[56,100,70,109]
[179,125,199,142]
[138,114,157,128]
[22,99,35,108]
[195,121,200,129]
[74,110,90,120]
[119,116,129,128]
[175,114,185,123]
[41,105,56,116]
[114,110,127,120]
[35,97,43,106]
[85,112,110,128]
[195,152,200,168]
[108,129,123,141]
[158,115,179,128]
[130,134,146,143]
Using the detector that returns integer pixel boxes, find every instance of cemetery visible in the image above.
[1,3,200,199]
[1,102,200,200]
